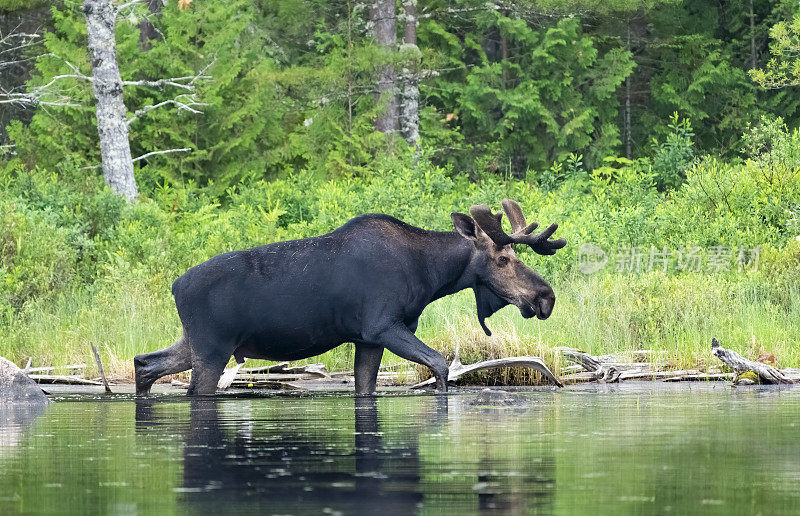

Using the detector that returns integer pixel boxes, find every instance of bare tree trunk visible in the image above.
[369,0,398,134]
[500,32,508,89]
[138,0,162,50]
[84,0,137,201]
[749,0,756,70]
[400,0,419,147]
[625,25,632,160]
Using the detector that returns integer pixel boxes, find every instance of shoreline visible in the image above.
[40,379,800,399]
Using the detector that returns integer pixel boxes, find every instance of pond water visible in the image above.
[1,383,799,515]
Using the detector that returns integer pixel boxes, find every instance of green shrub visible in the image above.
[0,196,77,317]
[651,113,695,190]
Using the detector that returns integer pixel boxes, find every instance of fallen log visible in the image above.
[411,346,562,389]
[227,373,322,382]
[560,371,598,384]
[663,372,736,382]
[28,375,102,386]
[239,362,329,377]
[331,364,403,377]
[218,361,331,390]
[228,379,305,390]
[240,362,289,374]
[711,338,794,385]
[23,364,86,374]
[782,368,800,381]
[558,348,645,383]
[557,348,601,372]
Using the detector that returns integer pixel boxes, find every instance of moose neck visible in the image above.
[418,230,476,302]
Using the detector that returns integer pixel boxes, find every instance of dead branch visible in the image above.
[90,343,112,393]
[81,147,192,170]
[114,0,141,18]
[127,96,208,125]
[131,147,191,163]
[711,338,794,385]
[411,345,562,388]
[122,77,207,90]
[123,58,215,90]
[0,54,90,107]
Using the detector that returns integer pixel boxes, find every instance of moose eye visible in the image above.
[497,256,509,267]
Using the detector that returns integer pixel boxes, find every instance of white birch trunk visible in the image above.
[369,0,399,134]
[400,0,419,147]
[84,0,137,201]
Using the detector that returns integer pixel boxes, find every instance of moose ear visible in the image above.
[451,212,478,241]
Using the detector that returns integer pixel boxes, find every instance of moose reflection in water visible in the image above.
[133,395,556,514]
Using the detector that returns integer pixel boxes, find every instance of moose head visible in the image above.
[451,199,566,335]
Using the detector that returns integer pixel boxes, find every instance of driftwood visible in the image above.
[174,376,304,390]
[560,368,736,384]
[558,347,747,384]
[90,343,112,393]
[28,375,102,386]
[557,348,630,383]
[411,346,563,389]
[227,379,305,390]
[19,360,102,386]
[23,364,86,374]
[331,364,404,377]
[218,360,331,390]
[559,348,602,372]
[711,338,794,385]
[238,362,331,376]
[560,340,796,385]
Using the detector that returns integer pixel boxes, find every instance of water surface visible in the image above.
[2,383,799,514]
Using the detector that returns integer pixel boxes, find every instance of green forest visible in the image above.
[1,0,799,379]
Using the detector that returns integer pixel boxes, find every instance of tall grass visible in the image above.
[2,270,797,383]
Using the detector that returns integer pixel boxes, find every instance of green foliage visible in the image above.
[7,0,800,183]
[650,113,695,190]
[422,12,634,173]
[741,115,800,170]
[0,194,77,318]
[750,15,800,88]
[0,0,49,9]
[646,33,760,153]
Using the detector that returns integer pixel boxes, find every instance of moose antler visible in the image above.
[469,199,566,255]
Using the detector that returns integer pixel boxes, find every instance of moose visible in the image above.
[134,199,565,395]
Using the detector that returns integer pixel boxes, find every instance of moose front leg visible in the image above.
[369,324,449,392]
[354,345,384,395]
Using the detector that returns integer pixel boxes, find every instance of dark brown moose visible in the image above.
[134,199,566,395]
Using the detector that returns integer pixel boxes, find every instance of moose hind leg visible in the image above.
[354,345,384,395]
[187,349,231,396]
[134,335,192,395]
[370,324,449,392]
